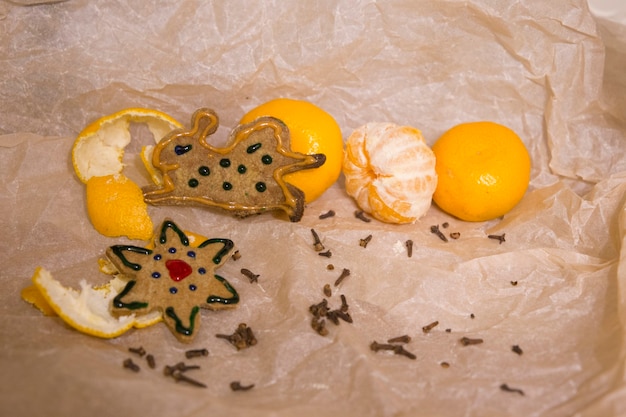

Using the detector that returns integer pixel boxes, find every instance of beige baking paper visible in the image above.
[1,0,626,416]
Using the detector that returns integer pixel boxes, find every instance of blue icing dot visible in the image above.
[198,267,206,275]
[189,284,197,291]
[152,272,161,279]
[168,247,176,254]
[187,251,196,258]
[153,254,162,261]
[175,144,193,155]
[170,287,178,294]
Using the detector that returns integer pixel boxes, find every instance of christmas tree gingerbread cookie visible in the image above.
[143,108,326,221]
[106,219,239,343]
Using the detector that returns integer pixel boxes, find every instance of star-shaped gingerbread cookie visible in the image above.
[143,108,326,222]
[106,219,239,343]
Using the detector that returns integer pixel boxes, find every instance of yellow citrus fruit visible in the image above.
[86,174,153,240]
[343,123,437,224]
[28,267,162,339]
[432,121,531,222]
[240,98,343,203]
[72,107,182,183]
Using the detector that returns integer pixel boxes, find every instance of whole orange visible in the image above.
[432,121,531,222]
[240,98,343,203]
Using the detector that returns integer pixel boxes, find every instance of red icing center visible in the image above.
[165,259,192,282]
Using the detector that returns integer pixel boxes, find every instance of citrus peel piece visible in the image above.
[72,107,183,183]
[29,266,161,338]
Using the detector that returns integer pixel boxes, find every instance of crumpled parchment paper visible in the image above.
[1,1,626,416]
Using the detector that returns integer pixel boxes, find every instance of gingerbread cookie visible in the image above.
[106,219,239,343]
[143,108,326,222]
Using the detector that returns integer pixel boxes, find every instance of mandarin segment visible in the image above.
[343,123,437,224]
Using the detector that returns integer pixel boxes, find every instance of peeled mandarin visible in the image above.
[343,123,437,224]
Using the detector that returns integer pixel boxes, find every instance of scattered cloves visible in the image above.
[354,210,371,223]
[123,358,140,372]
[146,354,156,369]
[170,371,207,388]
[128,346,146,357]
[512,345,523,355]
[319,210,336,219]
[323,284,332,297]
[318,250,332,258]
[185,348,209,359]
[359,234,373,248]
[216,323,257,350]
[240,268,259,283]
[488,233,506,244]
[430,225,448,242]
[387,335,411,344]
[311,229,325,252]
[460,337,484,346]
[230,381,255,391]
[500,383,525,396]
[370,340,416,360]
[231,250,241,261]
[334,268,351,287]
[422,320,439,333]
[405,239,413,258]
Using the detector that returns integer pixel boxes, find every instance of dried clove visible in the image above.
[359,234,373,248]
[216,323,257,350]
[422,321,439,333]
[387,335,411,344]
[311,229,325,252]
[323,284,332,297]
[309,299,329,318]
[488,233,506,244]
[230,381,255,391]
[169,371,207,388]
[334,268,351,287]
[354,210,371,223]
[442,222,449,228]
[393,345,417,360]
[185,348,209,359]
[318,250,332,258]
[500,383,525,396]
[340,294,349,312]
[460,337,484,346]
[370,341,416,360]
[311,317,329,336]
[128,346,146,357]
[123,358,140,372]
[231,250,241,261]
[240,268,259,283]
[511,280,518,286]
[511,345,523,355]
[430,225,448,242]
[146,354,156,369]
[370,341,396,352]
[405,239,413,258]
[163,362,200,375]
[319,210,336,219]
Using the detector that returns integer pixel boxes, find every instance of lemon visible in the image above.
[86,174,153,241]
[343,123,437,224]
[240,98,344,203]
[72,107,182,183]
[28,267,162,339]
[432,121,531,222]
